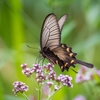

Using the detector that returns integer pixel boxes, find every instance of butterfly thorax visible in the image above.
[40,47,51,57]
[40,47,59,64]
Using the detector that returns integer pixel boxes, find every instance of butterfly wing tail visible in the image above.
[75,59,93,68]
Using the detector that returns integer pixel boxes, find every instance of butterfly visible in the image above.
[40,13,93,72]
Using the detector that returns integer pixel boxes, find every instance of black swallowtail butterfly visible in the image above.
[40,13,93,72]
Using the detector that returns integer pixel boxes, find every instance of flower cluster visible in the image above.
[75,65,100,83]
[75,65,94,83]
[73,95,86,100]
[21,63,73,90]
[21,63,34,77]
[96,70,100,77]
[55,74,73,87]
[12,81,28,95]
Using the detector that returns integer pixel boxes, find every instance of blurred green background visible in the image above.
[0,0,100,100]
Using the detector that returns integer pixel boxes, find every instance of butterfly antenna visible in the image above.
[27,45,39,50]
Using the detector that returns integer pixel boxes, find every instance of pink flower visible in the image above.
[75,65,94,83]
[73,95,86,100]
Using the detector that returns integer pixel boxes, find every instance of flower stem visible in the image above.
[31,76,41,100]
[38,84,41,100]
[22,93,29,100]
[30,76,38,88]
[47,85,63,100]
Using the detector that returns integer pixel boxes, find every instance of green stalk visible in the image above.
[38,84,41,100]
[47,85,63,100]
[30,76,41,100]
[22,93,29,100]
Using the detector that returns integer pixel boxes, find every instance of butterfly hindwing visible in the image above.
[52,43,93,71]
[52,44,77,71]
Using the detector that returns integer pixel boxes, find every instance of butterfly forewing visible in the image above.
[40,14,61,50]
